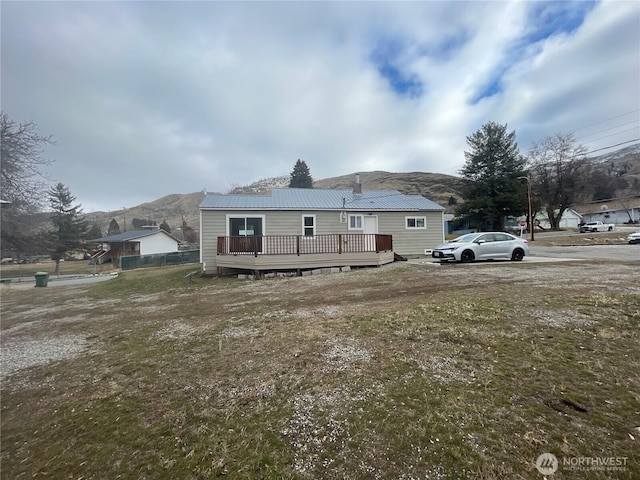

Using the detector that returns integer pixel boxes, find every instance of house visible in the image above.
[576,196,640,225]
[535,208,583,229]
[88,227,181,264]
[199,178,445,275]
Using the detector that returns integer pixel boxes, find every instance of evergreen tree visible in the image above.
[47,183,88,274]
[87,223,103,240]
[182,226,198,244]
[457,121,528,231]
[132,218,155,229]
[107,218,121,236]
[289,159,313,188]
[159,220,171,233]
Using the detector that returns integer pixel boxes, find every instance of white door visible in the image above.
[363,216,378,251]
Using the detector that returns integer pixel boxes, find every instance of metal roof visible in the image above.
[199,188,444,211]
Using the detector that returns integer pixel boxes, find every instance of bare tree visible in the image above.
[0,113,55,256]
[1,112,54,212]
[619,196,637,224]
[527,133,591,230]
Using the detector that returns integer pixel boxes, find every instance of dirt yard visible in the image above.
[1,256,639,479]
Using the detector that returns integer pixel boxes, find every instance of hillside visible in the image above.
[75,142,638,236]
[313,171,462,209]
[232,171,463,210]
[590,143,640,198]
[80,172,463,236]
[82,192,205,238]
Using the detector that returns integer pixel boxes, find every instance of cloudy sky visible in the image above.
[2,1,639,212]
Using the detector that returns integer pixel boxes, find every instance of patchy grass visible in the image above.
[532,230,633,247]
[1,261,639,479]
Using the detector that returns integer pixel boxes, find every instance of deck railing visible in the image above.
[217,234,392,256]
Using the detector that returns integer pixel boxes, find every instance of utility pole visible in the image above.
[527,174,534,241]
[518,175,534,241]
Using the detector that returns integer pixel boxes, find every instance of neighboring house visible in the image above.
[535,208,583,229]
[577,196,640,225]
[88,227,181,264]
[199,179,445,275]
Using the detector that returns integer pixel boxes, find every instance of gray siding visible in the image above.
[261,210,346,235]
[376,210,444,255]
[200,208,444,273]
[200,210,227,272]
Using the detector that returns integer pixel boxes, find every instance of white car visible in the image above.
[432,232,530,263]
[628,231,640,245]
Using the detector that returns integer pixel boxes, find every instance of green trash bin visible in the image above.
[34,271,49,287]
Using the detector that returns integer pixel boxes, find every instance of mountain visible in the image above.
[230,176,290,193]
[231,171,463,208]
[592,143,640,164]
[82,192,206,239]
[313,171,462,209]
[80,171,462,236]
[79,142,639,236]
[589,143,640,198]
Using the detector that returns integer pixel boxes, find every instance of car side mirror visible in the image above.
[476,239,485,244]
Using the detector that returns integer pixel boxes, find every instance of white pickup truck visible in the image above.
[579,221,615,233]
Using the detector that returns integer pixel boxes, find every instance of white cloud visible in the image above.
[1,0,637,212]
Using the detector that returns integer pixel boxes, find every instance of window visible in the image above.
[477,234,494,242]
[229,216,263,236]
[494,233,511,242]
[348,214,363,230]
[405,216,426,229]
[302,215,316,236]
[227,215,265,253]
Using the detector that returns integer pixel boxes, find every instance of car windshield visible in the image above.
[450,233,481,243]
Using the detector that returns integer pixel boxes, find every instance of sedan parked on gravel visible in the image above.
[628,231,640,244]
[432,232,530,263]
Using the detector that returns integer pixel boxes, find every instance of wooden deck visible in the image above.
[215,234,394,274]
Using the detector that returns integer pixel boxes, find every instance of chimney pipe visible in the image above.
[353,173,362,194]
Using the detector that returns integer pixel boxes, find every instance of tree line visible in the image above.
[0,113,198,269]
[456,121,634,231]
[1,112,634,266]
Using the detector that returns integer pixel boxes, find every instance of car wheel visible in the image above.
[460,250,475,263]
[511,248,524,261]
[608,226,613,231]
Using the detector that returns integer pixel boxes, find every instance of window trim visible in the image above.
[348,214,364,230]
[405,216,427,229]
[225,214,266,236]
[302,214,316,237]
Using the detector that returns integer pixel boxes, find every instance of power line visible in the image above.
[571,108,640,134]
[525,138,640,170]
[583,138,640,156]
[430,111,640,177]
[581,128,640,145]
[575,119,640,142]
